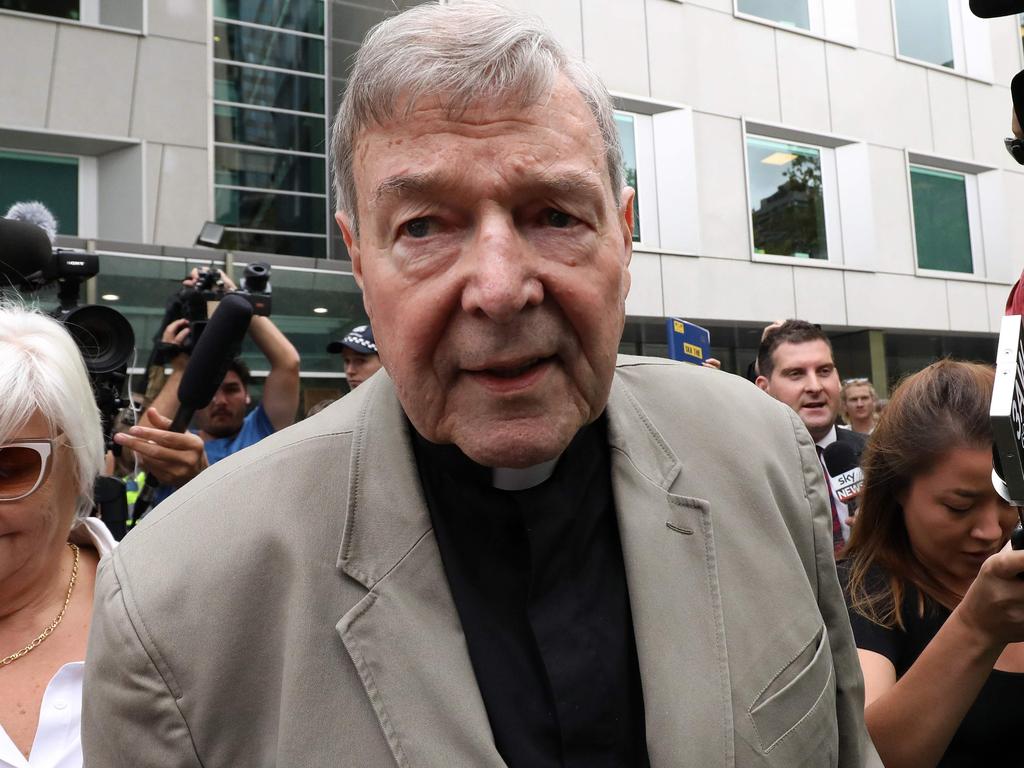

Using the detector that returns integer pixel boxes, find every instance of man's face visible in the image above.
[844,383,875,424]
[756,340,840,442]
[342,347,382,389]
[337,77,635,467]
[194,370,248,439]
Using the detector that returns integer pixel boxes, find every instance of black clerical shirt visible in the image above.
[411,417,650,768]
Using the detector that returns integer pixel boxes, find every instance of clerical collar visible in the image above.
[492,460,558,491]
[408,419,602,491]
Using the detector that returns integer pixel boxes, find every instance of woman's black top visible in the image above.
[841,564,1024,767]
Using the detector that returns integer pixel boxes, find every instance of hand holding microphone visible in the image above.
[823,441,863,525]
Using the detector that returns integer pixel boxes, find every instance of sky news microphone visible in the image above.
[823,441,863,514]
[969,0,1024,17]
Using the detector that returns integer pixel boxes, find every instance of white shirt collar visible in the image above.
[492,458,559,491]
[816,425,838,451]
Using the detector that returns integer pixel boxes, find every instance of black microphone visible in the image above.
[969,0,1024,17]
[0,217,53,289]
[131,294,253,523]
[823,441,864,514]
[170,293,254,431]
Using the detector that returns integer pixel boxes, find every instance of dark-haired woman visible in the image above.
[842,360,1024,768]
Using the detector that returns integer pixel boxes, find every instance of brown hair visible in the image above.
[842,359,995,629]
[757,319,832,379]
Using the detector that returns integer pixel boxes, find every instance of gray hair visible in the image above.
[331,0,624,230]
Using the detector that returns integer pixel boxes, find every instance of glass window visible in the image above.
[214,21,324,74]
[0,150,78,235]
[221,230,327,259]
[737,0,809,30]
[0,0,78,20]
[215,63,324,115]
[214,104,325,153]
[746,136,827,260]
[215,188,327,234]
[910,165,973,273]
[614,113,641,243]
[215,147,325,196]
[894,0,955,68]
[214,0,324,34]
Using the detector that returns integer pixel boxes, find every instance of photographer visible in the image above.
[115,269,300,506]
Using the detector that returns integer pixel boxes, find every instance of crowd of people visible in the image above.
[2,2,1024,768]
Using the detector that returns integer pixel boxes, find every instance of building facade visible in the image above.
[1,0,1022,399]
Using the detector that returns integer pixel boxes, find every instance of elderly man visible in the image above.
[83,3,874,766]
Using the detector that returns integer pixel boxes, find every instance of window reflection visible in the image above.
[737,0,809,30]
[214,21,324,74]
[909,166,973,274]
[215,147,325,196]
[215,188,328,234]
[215,62,325,115]
[746,137,827,260]
[214,0,324,34]
[614,113,641,243]
[214,105,325,153]
[894,0,954,68]
[0,0,78,20]
[0,150,79,235]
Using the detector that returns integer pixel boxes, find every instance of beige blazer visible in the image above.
[83,356,875,767]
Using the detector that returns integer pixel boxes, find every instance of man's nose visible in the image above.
[805,373,823,392]
[461,213,543,322]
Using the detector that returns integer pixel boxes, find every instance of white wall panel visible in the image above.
[987,282,1010,332]
[775,33,830,133]
[49,25,137,136]
[652,4,779,121]
[144,142,163,243]
[967,81,1018,170]
[154,146,209,247]
[625,250,665,317]
[845,272,949,330]
[960,0,994,83]
[946,280,991,332]
[98,144,144,242]
[989,15,1022,85]
[0,17,55,128]
[661,256,795,322]
[148,0,207,43]
[827,46,932,150]
[978,170,1012,283]
[855,0,895,55]
[822,0,858,47]
[927,70,973,159]
[868,146,916,274]
[793,266,847,325]
[835,143,876,271]
[693,112,750,260]
[581,0,649,95]
[131,37,207,148]
[652,108,701,254]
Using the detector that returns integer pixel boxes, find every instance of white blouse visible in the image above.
[0,517,116,768]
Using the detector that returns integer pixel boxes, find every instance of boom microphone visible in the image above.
[969,0,1024,17]
[0,217,53,288]
[823,441,863,513]
[171,292,254,431]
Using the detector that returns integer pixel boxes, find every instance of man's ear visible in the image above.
[336,211,363,290]
[619,186,635,268]
[755,375,770,393]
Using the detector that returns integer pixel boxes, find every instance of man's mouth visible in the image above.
[465,356,554,390]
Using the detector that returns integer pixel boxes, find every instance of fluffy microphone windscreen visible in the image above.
[178,293,253,410]
[0,217,53,288]
[969,0,1024,17]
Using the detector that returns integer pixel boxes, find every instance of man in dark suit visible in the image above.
[756,319,867,551]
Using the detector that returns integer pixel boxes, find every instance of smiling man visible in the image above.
[83,4,875,767]
[756,319,868,548]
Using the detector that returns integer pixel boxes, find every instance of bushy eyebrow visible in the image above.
[371,168,607,207]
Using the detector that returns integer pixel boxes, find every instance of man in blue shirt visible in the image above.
[114,270,300,503]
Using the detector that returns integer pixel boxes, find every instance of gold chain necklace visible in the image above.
[1,542,80,668]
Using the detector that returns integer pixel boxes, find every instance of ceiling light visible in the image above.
[101,294,120,301]
[762,152,798,166]
[313,307,328,314]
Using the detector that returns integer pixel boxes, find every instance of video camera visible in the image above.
[0,214,136,538]
[0,216,135,448]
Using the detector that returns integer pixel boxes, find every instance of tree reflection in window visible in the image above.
[614,113,641,243]
[747,137,827,260]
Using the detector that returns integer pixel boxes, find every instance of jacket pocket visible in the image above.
[748,624,834,753]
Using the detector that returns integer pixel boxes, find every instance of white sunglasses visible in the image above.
[0,439,55,502]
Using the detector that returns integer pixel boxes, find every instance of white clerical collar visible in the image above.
[492,458,559,491]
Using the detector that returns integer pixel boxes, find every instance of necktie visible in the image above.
[816,445,844,557]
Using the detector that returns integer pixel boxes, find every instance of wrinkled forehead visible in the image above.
[352,83,612,201]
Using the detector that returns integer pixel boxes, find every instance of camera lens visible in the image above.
[59,305,136,375]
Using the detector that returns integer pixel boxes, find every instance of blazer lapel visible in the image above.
[606,378,734,768]
[335,377,504,768]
